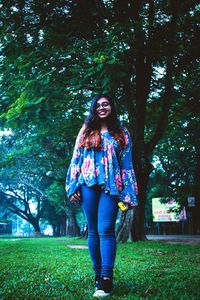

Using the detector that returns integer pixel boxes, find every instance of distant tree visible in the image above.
[0,133,52,234]
[149,63,200,233]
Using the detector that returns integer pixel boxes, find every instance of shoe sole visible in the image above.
[93,290,111,297]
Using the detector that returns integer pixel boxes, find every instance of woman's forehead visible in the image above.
[97,97,109,104]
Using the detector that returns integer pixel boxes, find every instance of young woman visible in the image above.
[66,94,138,297]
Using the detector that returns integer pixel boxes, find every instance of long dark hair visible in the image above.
[78,94,126,149]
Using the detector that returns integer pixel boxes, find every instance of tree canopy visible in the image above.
[0,0,199,238]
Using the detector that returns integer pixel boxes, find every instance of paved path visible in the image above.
[146,235,200,245]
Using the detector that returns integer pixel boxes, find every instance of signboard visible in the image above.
[187,196,195,207]
[152,198,181,222]
[179,206,187,221]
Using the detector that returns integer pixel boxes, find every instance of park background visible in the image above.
[0,1,200,241]
[1,1,200,299]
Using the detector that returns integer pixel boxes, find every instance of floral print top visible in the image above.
[66,127,138,206]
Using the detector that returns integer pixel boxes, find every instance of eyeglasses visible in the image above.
[96,102,110,110]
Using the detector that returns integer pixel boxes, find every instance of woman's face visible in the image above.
[96,97,111,119]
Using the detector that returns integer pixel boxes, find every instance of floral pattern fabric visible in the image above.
[66,128,138,206]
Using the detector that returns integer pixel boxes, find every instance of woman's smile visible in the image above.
[98,110,108,116]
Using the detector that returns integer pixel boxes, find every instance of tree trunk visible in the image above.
[30,218,41,235]
[54,214,67,237]
[55,224,61,237]
[52,225,56,237]
[116,209,135,242]
[131,165,151,241]
[60,216,67,236]
[66,206,80,236]
[193,145,200,234]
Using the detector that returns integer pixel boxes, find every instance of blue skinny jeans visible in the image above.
[80,184,119,278]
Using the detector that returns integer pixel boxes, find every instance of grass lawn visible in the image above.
[0,237,200,299]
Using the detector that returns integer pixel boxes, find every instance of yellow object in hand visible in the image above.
[118,201,128,211]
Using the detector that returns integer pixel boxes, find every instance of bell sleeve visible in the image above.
[65,128,84,199]
[119,128,138,206]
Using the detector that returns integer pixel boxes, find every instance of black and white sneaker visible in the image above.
[93,277,112,297]
[95,275,101,291]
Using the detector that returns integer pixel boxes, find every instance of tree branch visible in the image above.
[146,1,179,155]
[21,180,47,199]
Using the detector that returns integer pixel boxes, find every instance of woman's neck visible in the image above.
[100,123,108,132]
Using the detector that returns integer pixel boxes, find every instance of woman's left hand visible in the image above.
[70,190,80,202]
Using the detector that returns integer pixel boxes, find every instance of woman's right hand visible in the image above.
[70,190,80,202]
